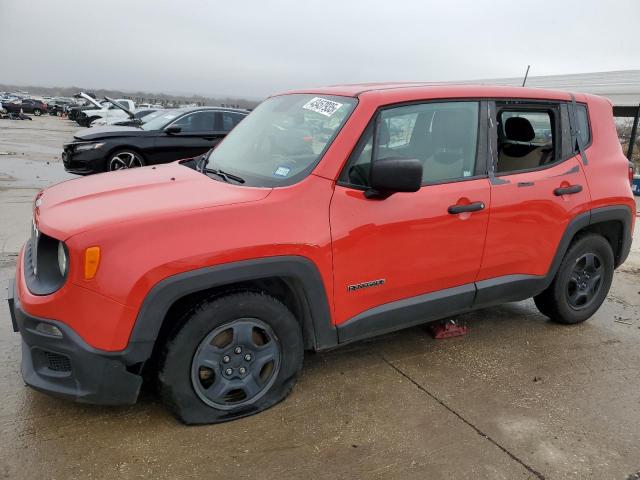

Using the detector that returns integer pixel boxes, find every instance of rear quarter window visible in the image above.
[575,104,591,148]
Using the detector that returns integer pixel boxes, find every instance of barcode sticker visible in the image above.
[302,97,343,117]
[274,166,291,177]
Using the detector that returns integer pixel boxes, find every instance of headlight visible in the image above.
[74,142,105,151]
[57,241,68,276]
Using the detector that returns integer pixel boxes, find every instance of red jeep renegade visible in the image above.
[8,85,635,424]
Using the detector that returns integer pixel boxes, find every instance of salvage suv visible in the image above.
[8,84,635,424]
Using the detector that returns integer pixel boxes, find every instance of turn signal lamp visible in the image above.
[84,247,101,279]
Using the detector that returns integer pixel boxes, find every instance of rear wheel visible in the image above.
[107,150,145,171]
[33,108,41,116]
[158,292,303,424]
[534,234,614,324]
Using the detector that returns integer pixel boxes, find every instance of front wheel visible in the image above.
[107,150,145,171]
[158,292,304,424]
[33,108,41,116]
[534,234,614,324]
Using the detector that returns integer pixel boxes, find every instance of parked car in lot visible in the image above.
[2,98,48,116]
[47,98,76,116]
[62,107,248,174]
[66,94,105,121]
[75,96,137,127]
[9,85,635,425]
[137,102,163,109]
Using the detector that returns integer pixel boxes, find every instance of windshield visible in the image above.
[141,110,181,131]
[205,94,357,187]
[139,110,164,123]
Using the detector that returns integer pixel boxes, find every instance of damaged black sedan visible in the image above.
[62,107,248,174]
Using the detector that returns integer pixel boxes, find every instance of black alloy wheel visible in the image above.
[191,318,281,409]
[534,234,614,324]
[566,252,604,310]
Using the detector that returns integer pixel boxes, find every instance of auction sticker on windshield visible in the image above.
[302,97,343,117]
[274,166,291,177]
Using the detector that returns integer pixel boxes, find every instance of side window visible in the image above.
[386,112,418,148]
[496,107,557,174]
[575,104,590,149]
[221,112,244,131]
[171,111,216,132]
[340,102,479,187]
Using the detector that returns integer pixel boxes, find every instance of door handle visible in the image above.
[448,201,485,214]
[553,185,582,196]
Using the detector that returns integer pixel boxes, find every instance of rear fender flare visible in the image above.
[542,204,633,290]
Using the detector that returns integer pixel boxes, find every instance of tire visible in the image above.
[107,150,145,171]
[33,109,41,116]
[534,234,614,324]
[158,292,304,424]
[85,116,100,127]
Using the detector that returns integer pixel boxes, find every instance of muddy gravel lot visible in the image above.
[1,115,640,479]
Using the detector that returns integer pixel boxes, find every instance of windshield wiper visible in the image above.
[203,167,245,184]
[196,152,209,172]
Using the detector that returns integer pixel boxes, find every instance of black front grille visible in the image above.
[44,351,72,372]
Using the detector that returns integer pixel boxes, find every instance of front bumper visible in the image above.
[7,278,142,405]
[62,148,104,175]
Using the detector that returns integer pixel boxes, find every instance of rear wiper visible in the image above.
[203,167,245,184]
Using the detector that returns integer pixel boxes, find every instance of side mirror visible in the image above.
[165,125,182,134]
[366,157,422,199]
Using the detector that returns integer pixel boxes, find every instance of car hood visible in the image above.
[74,126,151,140]
[35,162,272,239]
[78,92,103,108]
[104,96,135,118]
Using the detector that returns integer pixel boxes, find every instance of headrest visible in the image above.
[504,117,535,142]
[431,109,473,149]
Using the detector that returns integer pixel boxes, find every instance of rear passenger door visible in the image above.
[330,101,491,328]
[476,100,591,286]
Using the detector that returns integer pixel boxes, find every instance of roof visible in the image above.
[282,83,578,102]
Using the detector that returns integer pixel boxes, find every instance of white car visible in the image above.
[76,93,137,127]
[91,109,165,127]
[137,103,164,109]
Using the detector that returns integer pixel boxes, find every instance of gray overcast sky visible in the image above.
[1,0,639,99]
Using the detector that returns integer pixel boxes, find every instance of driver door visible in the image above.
[330,100,491,332]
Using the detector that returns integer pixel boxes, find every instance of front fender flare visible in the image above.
[122,256,336,363]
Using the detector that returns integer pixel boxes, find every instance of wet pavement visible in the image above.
[1,116,639,479]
